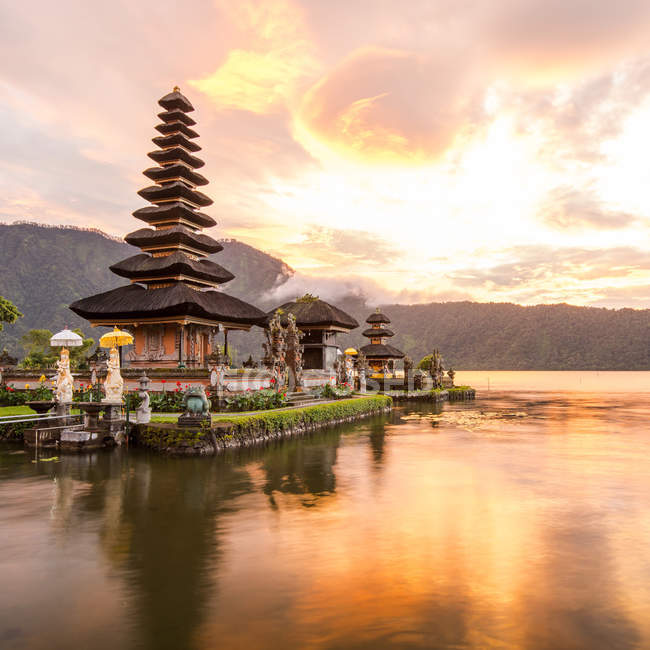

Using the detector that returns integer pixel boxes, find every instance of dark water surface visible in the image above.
[2,383,650,649]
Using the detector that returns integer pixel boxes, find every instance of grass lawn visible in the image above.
[0,405,36,416]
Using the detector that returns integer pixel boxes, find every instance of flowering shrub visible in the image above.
[225,388,287,412]
[0,382,54,405]
[0,385,27,405]
[318,383,354,400]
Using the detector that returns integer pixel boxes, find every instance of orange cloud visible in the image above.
[190,0,318,114]
[297,47,483,163]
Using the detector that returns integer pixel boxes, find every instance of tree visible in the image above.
[20,328,95,369]
[69,329,94,369]
[0,296,22,331]
[20,329,57,368]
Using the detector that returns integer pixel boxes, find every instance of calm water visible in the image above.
[2,372,650,650]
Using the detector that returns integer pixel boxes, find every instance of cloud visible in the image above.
[267,269,471,309]
[297,1,650,164]
[298,46,484,163]
[278,226,401,272]
[449,246,650,288]
[538,187,638,230]
[190,0,318,114]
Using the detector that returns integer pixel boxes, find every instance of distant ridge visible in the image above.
[0,222,648,369]
[0,221,125,243]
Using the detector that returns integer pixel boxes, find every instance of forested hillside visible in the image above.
[0,223,648,368]
[339,300,650,370]
[0,223,292,355]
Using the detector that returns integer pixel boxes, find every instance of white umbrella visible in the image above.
[50,328,83,348]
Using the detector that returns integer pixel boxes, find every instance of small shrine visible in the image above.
[70,88,265,367]
[266,295,358,371]
[359,309,405,374]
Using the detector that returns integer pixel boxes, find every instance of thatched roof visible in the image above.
[70,284,265,325]
[154,121,199,139]
[110,253,234,285]
[366,311,391,324]
[152,133,201,153]
[143,164,208,187]
[125,226,222,255]
[138,182,213,207]
[359,343,405,359]
[157,109,196,126]
[267,299,358,330]
[132,203,216,229]
[362,327,394,338]
[148,147,204,169]
[158,89,194,113]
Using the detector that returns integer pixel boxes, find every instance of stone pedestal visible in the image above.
[101,402,125,441]
[55,401,72,418]
[77,402,103,430]
[177,414,212,429]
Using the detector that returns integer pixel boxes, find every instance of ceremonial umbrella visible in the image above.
[344,347,358,355]
[50,328,83,348]
[99,327,134,349]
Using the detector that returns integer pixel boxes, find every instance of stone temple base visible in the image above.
[177,414,212,429]
[59,429,113,452]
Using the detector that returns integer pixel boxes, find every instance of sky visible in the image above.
[1,0,650,308]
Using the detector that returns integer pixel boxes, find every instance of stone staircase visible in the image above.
[285,391,323,407]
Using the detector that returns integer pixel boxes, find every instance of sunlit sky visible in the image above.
[2,0,650,307]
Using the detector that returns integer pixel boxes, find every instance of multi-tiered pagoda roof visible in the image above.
[71,87,264,328]
[359,309,405,360]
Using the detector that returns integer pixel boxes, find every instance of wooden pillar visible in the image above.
[223,328,229,363]
[178,324,185,368]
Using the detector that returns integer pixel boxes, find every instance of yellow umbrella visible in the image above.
[99,327,134,348]
[344,347,358,355]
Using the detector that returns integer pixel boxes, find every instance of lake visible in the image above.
[2,371,650,649]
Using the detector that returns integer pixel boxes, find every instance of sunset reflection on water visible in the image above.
[1,377,650,649]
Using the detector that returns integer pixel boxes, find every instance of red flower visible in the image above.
[161,379,166,384]
[176,381,181,387]
[270,378,276,384]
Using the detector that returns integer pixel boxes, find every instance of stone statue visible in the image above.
[344,354,354,386]
[54,348,74,403]
[0,349,17,368]
[447,366,455,387]
[285,313,304,391]
[136,374,151,424]
[356,351,367,393]
[242,355,257,368]
[403,355,413,388]
[178,385,211,427]
[267,310,287,391]
[182,386,210,416]
[103,347,124,402]
[333,358,346,385]
[429,348,445,389]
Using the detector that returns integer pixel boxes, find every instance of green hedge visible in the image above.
[215,395,392,440]
[138,395,392,451]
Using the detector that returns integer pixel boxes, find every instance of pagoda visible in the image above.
[359,309,405,373]
[70,88,266,368]
[267,295,358,371]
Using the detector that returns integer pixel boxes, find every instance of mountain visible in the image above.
[0,222,648,369]
[336,299,650,370]
[0,222,292,356]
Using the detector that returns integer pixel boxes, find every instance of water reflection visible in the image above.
[2,383,650,649]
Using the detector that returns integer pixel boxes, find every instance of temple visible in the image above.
[70,88,265,368]
[359,309,405,373]
[267,295,358,371]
